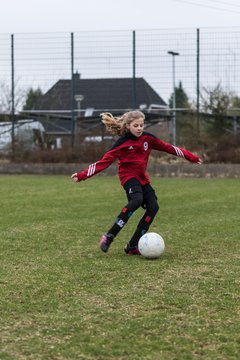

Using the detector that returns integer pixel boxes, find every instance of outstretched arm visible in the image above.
[71,150,117,182]
[152,138,201,164]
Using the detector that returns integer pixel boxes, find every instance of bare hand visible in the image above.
[71,173,79,182]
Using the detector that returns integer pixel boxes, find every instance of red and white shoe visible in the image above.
[124,243,141,255]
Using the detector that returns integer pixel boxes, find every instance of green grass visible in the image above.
[0,175,239,360]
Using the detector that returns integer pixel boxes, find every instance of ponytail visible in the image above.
[100,111,145,136]
[100,112,122,136]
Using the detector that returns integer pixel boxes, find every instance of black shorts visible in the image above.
[123,178,157,209]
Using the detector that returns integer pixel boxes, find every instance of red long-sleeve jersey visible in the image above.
[76,132,200,186]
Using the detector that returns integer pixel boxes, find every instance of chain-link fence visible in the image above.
[0,27,240,161]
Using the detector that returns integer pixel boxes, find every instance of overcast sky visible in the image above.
[1,0,240,34]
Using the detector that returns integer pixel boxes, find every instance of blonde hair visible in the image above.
[100,111,145,136]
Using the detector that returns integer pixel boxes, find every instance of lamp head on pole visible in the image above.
[74,94,84,102]
[168,51,179,56]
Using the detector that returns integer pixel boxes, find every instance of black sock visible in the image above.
[106,233,114,242]
[107,207,133,238]
[129,214,153,247]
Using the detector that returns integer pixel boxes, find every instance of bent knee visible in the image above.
[148,202,159,216]
[128,195,143,211]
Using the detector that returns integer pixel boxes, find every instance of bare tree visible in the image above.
[0,79,26,113]
[201,83,233,136]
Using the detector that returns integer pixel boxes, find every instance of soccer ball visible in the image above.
[138,232,165,259]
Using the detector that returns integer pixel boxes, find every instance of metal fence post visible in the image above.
[70,32,75,148]
[11,34,15,153]
[196,28,200,138]
[132,30,136,110]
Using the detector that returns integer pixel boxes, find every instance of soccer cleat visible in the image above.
[124,243,141,255]
[99,234,113,253]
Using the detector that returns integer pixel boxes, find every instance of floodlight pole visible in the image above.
[168,51,179,146]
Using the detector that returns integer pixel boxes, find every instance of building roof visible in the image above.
[35,75,166,113]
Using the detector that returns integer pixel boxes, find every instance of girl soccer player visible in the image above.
[71,111,201,255]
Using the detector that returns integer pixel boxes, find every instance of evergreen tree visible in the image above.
[169,81,190,109]
[23,87,43,110]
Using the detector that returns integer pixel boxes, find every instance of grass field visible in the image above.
[0,175,239,360]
